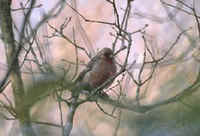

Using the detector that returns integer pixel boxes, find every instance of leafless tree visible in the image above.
[0,0,200,136]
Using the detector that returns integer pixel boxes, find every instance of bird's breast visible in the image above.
[87,59,116,88]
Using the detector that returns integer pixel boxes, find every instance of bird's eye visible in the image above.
[104,52,113,58]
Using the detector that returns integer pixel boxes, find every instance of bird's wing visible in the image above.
[74,55,100,83]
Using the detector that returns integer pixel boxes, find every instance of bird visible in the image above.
[73,47,117,97]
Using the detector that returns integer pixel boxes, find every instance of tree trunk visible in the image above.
[0,0,36,136]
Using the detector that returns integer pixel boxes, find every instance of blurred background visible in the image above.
[0,0,200,136]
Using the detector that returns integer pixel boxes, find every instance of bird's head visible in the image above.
[100,48,114,59]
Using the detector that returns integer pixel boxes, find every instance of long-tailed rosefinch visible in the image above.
[73,47,117,96]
